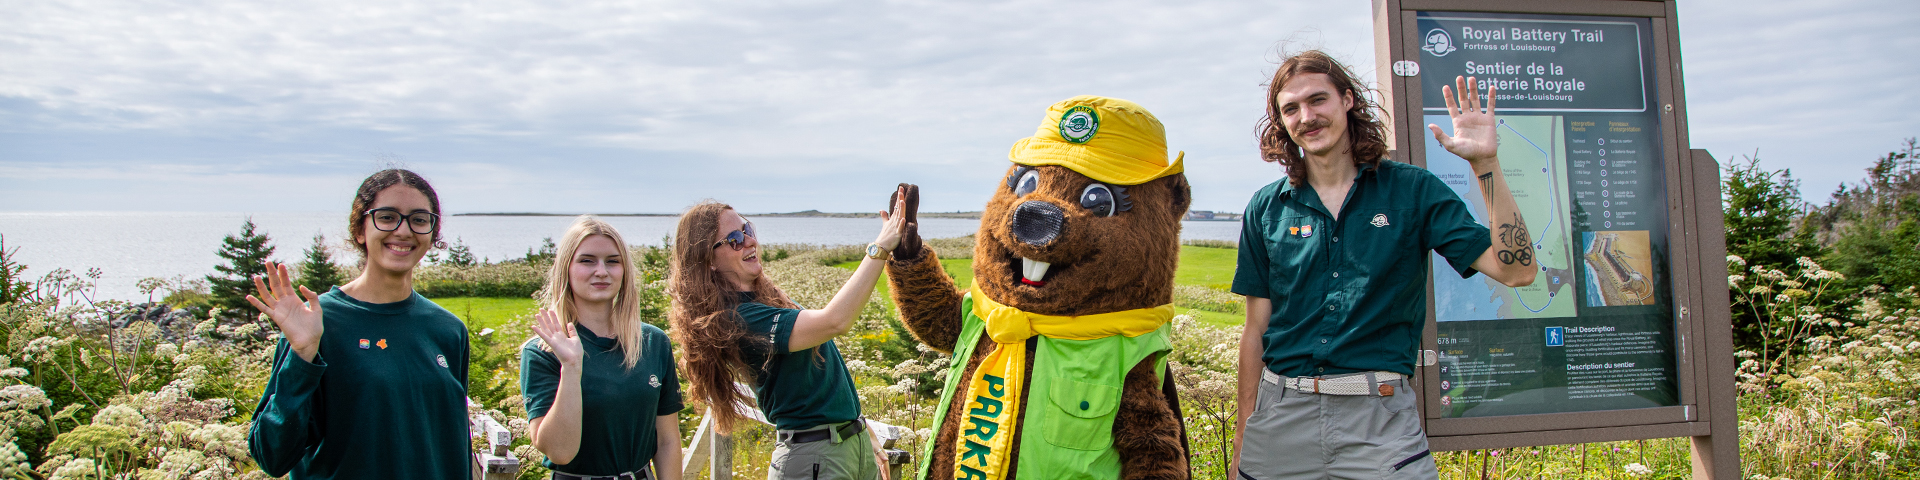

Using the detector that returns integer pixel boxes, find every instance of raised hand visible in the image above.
[1428,75,1501,163]
[246,262,324,363]
[888,183,923,260]
[529,309,584,368]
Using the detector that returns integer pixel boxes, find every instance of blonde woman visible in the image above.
[522,216,684,480]
[668,191,905,480]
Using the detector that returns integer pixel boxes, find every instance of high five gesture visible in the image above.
[246,261,324,363]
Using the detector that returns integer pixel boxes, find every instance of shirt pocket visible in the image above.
[1345,207,1421,281]
[1265,212,1323,320]
[1039,378,1120,451]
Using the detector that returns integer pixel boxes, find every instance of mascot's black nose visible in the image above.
[1010,201,1065,246]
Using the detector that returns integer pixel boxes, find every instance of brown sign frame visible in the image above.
[1370,1,1737,478]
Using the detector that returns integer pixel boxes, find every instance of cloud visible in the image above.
[1677,0,1920,199]
[2,0,1910,214]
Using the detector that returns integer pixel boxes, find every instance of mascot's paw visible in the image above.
[891,183,923,261]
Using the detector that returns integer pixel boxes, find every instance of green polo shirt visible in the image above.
[1232,161,1491,377]
[521,322,684,475]
[248,288,471,480]
[735,292,862,431]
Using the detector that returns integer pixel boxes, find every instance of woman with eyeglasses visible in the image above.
[668,190,906,480]
[521,216,685,480]
[247,169,473,479]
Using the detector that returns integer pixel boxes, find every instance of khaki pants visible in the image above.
[1237,372,1437,480]
[769,422,879,480]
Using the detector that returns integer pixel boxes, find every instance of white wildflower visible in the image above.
[1727,255,1745,266]
[1623,462,1652,477]
[92,404,145,431]
[154,343,179,359]
[0,386,50,412]
[1871,451,1891,464]
[0,368,26,379]
[49,457,95,480]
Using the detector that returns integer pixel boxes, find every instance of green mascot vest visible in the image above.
[918,293,1173,480]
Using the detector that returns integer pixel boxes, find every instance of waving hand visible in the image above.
[247,262,324,363]
[530,309,585,368]
[1427,75,1501,163]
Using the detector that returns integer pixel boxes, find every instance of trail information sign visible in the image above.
[1374,1,1737,478]
[1419,12,1676,419]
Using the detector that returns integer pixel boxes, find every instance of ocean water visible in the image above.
[0,212,1240,301]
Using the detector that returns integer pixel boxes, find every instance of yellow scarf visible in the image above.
[952,284,1174,480]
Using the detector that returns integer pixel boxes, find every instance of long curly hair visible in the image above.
[538,215,644,369]
[667,201,795,434]
[1255,50,1390,187]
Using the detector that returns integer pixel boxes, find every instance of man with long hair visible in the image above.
[1230,50,1537,479]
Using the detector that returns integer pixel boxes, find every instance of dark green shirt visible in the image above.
[520,322,685,475]
[248,288,471,480]
[1232,161,1491,377]
[735,292,862,430]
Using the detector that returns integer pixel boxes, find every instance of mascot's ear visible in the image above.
[1167,174,1191,217]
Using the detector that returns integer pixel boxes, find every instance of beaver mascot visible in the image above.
[885,96,1190,480]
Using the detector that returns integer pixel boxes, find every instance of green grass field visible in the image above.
[431,297,536,331]
[835,245,1246,328]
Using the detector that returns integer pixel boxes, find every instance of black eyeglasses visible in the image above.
[365,207,439,235]
[712,221,756,251]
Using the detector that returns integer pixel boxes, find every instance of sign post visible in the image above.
[1371,1,1736,478]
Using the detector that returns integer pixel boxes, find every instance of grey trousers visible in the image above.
[1237,373,1438,480]
[768,422,880,480]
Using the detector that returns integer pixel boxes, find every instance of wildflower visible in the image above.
[1623,462,1653,477]
[1872,451,1891,465]
[0,385,51,412]
[1728,255,1745,266]
[155,343,179,359]
[0,368,26,379]
[48,457,94,480]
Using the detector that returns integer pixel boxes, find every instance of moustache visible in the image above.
[1292,119,1332,138]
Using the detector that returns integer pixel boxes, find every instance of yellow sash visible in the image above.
[952,285,1174,480]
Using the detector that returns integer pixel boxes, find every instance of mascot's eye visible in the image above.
[1006,166,1031,190]
[1014,169,1041,196]
[1081,183,1117,217]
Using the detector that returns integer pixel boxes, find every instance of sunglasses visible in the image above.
[712,221,756,251]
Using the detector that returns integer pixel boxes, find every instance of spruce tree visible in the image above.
[207,218,275,316]
[444,237,478,267]
[298,233,344,294]
[0,234,32,304]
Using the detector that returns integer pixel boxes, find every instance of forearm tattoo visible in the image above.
[1496,212,1534,266]
[1478,172,1495,202]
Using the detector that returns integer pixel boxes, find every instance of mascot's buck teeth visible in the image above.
[1020,258,1051,285]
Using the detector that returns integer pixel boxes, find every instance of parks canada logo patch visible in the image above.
[436,354,448,368]
[1058,105,1100,144]
[1422,28,1455,57]
[649,375,662,388]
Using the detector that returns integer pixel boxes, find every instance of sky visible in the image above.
[2,0,1915,215]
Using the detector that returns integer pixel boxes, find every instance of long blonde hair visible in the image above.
[668,201,796,433]
[541,215,645,369]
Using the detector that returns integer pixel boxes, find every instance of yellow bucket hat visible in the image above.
[1007,95,1184,186]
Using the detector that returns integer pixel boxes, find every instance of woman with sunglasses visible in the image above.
[521,216,684,480]
[248,169,473,479]
[668,189,906,480]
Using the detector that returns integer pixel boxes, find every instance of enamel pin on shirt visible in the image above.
[1301,225,1314,238]
[1372,214,1391,227]
[359,339,370,349]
